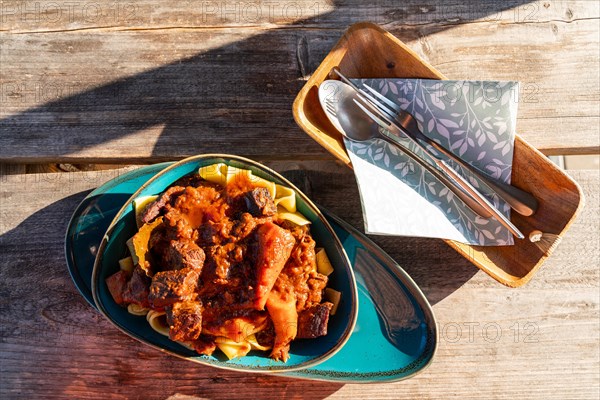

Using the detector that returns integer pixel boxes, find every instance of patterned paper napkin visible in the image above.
[345,79,520,246]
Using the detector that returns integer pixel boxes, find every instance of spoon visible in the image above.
[318,80,492,219]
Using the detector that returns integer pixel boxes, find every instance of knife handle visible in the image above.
[435,157,525,239]
[417,134,538,217]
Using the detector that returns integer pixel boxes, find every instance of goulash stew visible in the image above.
[105,166,337,362]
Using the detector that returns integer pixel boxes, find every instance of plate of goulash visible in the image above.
[67,155,437,382]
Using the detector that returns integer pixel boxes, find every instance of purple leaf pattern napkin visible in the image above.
[345,79,519,245]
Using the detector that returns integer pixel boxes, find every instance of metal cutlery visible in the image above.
[354,98,524,239]
[333,68,538,217]
[321,88,493,219]
[320,78,524,239]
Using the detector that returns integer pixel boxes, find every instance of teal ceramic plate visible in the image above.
[91,155,358,374]
[66,160,438,382]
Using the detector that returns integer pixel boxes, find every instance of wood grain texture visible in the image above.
[0,165,598,399]
[1,1,598,163]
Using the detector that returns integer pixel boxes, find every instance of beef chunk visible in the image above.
[244,188,276,217]
[141,186,186,224]
[105,270,129,305]
[192,335,217,356]
[148,268,199,308]
[148,226,204,273]
[148,225,168,250]
[255,321,275,347]
[297,302,333,339]
[122,267,151,308]
[166,301,203,342]
[198,220,232,246]
[205,244,233,280]
[163,240,205,271]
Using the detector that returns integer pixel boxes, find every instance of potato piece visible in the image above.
[126,237,139,266]
[316,248,334,276]
[324,288,341,316]
[118,256,134,273]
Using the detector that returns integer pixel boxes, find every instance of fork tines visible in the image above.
[332,68,399,126]
[363,84,402,113]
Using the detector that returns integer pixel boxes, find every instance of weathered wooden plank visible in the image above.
[1,2,598,162]
[0,165,598,399]
[0,0,594,32]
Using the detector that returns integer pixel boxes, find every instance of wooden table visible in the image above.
[1,1,599,398]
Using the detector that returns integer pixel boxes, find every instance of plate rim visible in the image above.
[65,160,438,383]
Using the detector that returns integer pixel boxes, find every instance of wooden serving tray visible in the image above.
[293,22,585,287]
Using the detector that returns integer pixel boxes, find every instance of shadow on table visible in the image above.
[1,1,536,162]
